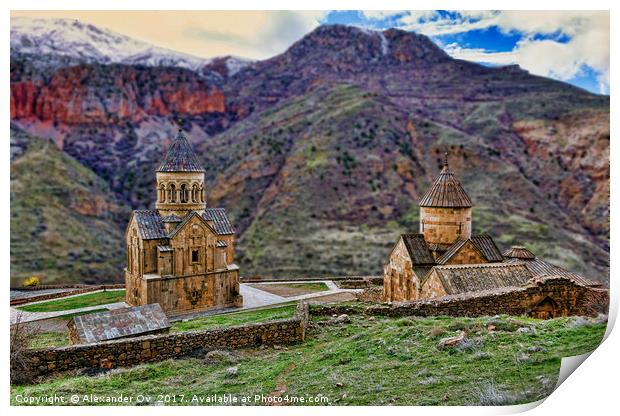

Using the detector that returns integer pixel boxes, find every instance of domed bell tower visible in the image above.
[418,152,472,251]
[155,129,207,217]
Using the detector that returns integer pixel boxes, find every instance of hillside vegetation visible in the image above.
[12,312,606,406]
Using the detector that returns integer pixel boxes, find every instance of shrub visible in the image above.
[22,276,40,287]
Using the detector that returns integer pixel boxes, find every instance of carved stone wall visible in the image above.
[155,171,206,217]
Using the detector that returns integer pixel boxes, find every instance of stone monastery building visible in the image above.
[125,129,242,315]
[384,154,601,318]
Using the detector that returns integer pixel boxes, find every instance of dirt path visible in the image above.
[263,363,297,406]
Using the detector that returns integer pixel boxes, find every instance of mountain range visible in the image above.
[10,17,610,285]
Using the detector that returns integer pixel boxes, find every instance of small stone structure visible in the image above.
[67,304,170,345]
[19,303,309,381]
[383,154,604,315]
[125,129,242,315]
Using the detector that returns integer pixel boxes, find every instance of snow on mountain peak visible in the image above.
[10,16,210,71]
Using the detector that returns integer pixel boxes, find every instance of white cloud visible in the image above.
[397,10,609,93]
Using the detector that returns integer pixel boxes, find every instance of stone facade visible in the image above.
[18,303,308,381]
[383,238,416,301]
[124,130,242,315]
[420,206,472,247]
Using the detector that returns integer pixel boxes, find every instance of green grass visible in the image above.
[17,290,126,312]
[171,305,297,332]
[28,331,69,349]
[11,314,606,406]
[278,282,328,292]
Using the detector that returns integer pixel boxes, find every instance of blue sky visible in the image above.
[323,11,609,95]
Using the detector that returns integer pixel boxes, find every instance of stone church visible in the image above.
[383,154,601,317]
[125,129,243,315]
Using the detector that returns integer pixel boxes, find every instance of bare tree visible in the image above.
[10,311,38,384]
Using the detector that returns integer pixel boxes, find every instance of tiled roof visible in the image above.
[162,214,183,223]
[432,263,533,295]
[418,164,472,208]
[134,210,167,240]
[157,245,173,252]
[216,240,228,248]
[503,246,536,260]
[504,257,600,287]
[401,234,435,265]
[471,234,504,262]
[68,304,170,344]
[203,208,235,235]
[157,130,205,172]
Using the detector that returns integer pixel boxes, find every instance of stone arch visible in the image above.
[199,185,205,203]
[168,183,176,203]
[158,183,166,202]
[180,183,189,203]
[191,183,199,203]
[531,296,560,320]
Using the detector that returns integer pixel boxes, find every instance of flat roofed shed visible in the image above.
[67,304,170,344]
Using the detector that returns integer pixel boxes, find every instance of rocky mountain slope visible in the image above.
[10,23,609,284]
[10,128,129,285]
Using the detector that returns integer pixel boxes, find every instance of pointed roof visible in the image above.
[157,129,205,172]
[503,246,536,260]
[418,153,472,208]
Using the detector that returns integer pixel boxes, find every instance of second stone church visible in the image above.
[383,154,599,305]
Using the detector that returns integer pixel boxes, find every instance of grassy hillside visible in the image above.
[12,313,606,406]
[199,84,608,281]
[10,129,130,285]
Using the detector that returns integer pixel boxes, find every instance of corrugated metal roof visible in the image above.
[134,210,167,240]
[471,234,504,262]
[68,304,170,344]
[203,208,235,235]
[418,165,472,208]
[503,246,536,260]
[504,257,599,287]
[401,233,435,265]
[433,263,533,295]
[157,130,205,172]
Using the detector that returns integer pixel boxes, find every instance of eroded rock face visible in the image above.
[10,64,225,124]
[513,110,610,236]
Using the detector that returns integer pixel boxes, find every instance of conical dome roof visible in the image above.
[157,130,205,172]
[418,159,472,208]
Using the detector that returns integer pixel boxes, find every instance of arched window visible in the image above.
[168,183,176,203]
[180,184,189,203]
[158,184,166,202]
[191,184,198,203]
[200,185,205,203]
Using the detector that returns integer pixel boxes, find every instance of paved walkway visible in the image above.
[10,282,360,324]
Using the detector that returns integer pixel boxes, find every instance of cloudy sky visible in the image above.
[12,10,609,94]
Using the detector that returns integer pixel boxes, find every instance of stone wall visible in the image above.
[15,303,309,382]
[420,206,471,246]
[314,278,609,319]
